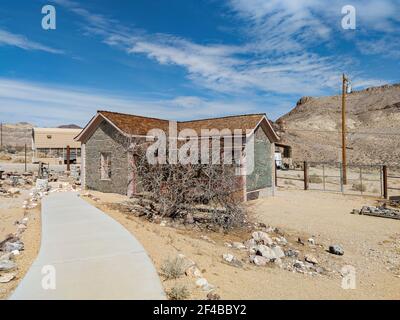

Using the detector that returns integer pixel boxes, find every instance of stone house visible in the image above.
[75,111,279,201]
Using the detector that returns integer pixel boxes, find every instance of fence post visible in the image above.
[66,145,71,172]
[304,161,308,190]
[24,143,27,173]
[339,162,344,193]
[383,165,388,199]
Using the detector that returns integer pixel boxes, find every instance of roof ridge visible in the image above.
[98,110,170,122]
[99,110,266,124]
[179,113,266,123]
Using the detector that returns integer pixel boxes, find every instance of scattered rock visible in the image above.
[195,278,208,288]
[271,245,285,259]
[250,255,268,266]
[185,265,202,278]
[285,249,299,258]
[0,252,13,261]
[185,213,194,224]
[304,254,319,265]
[329,244,344,256]
[0,273,16,283]
[293,260,305,270]
[7,188,20,195]
[297,238,305,245]
[308,238,315,245]
[252,231,273,245]
[224,242,233,248]
[232,242,246,250]
[17,224,27,232]
[207,292,221,300]
[200,235,216,244]
[276,237,288,246]
[256,245,276,261]
[244,238,257,249]
[222,253,243,268]
[0,259,17,271]
[351,209,360,215]
[3,241,24,252]
[11,250,20,256]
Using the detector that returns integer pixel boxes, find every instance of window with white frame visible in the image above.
[100,152,111,180]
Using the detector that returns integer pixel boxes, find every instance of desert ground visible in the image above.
[1,161,399,300]
[84,188,400,300]
[0,191,41,299]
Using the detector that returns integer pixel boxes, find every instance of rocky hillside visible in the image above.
[0,122,33,149]
[0,123,82,149]
[275,83,400,166]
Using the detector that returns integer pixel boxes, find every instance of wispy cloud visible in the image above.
[0,78,256,126]
[0,29,64,54]
[52,0,389,98]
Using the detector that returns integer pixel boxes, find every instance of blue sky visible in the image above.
[0,0,399,126]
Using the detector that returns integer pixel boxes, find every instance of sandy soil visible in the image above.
[85,189,400,300]
[0,193,41,299]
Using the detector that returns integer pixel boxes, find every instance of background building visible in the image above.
[32,128,82,165]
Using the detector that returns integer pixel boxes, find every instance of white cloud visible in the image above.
[0,78,256,126]
[0,29,64,54]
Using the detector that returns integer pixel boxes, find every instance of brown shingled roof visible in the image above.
[98,111,170,136]
[76,110,278,142]
[178,114,265,136]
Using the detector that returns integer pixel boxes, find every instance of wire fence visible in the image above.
[276,161,400,199]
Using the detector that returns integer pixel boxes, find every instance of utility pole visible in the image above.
[341,73,349,185]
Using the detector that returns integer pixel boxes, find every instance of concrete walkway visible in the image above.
[10,192,165,300]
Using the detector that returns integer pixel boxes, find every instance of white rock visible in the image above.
[11,250,20,256]
[256,245,276,261]
[185,265,202,278]
[223,253,235,263]
[250,255,268,266]
[244,238,257,249]
[308,238,315,245]
[304,254,319,265]
[3,241,24,252]
[17,224,27,231]
[271,245,285,259]
[7,188,20,195]
[252,231,273,245]
[232,242,246,250]
[0,259,16,271]
[196,278,208,288]
[0,273,16,283]
[0,253,13,261]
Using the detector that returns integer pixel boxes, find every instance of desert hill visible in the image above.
[275,83,400,166]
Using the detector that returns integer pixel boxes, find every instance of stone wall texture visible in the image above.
[85,120,129,195]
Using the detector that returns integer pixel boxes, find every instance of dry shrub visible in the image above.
[132,143,246,230]
[308,174,322,184]
[168,285,190,300]
[161,257,186,280]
